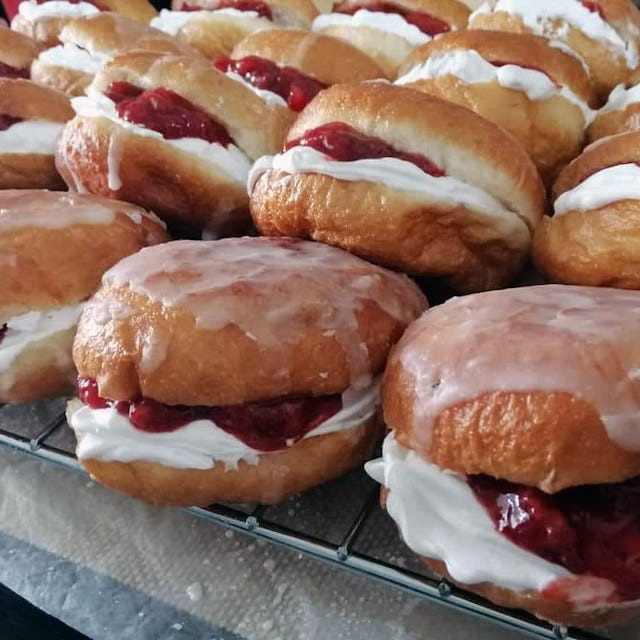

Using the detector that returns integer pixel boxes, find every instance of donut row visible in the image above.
[4,0,640,288]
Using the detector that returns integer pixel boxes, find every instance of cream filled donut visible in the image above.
[11,0,157,47]
[469,0,640,101]
[152,0,317,60]
[213,29,386,115]
[533,130,640,288]
[396,30,596,185]
[0,190,167,404]
[0,78,74,190]
[311,0,469,77]
[0,25,42,79]
[67,237,427,505]
[588,67,640,141]
[31,13,199,97]
[249,82,545,293]
[370,284,640,626]
[56,50,294,234]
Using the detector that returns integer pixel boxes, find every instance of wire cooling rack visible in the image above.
[0,399,623,640]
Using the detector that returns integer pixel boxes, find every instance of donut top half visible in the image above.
[383,284,640,491]
[0,190,168,319]
[73,237,427,406]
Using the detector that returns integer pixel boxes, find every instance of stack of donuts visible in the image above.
[4,0,640,629]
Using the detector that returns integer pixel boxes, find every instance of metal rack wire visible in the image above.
[0,401,616,640]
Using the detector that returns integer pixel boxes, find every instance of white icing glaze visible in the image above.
[391,284,640,451]
[72,88,252,184]
[248,147,530,247]
[598,82,640,115]
[312,10,432,47]
[365,433,572,592]
[102,238,426,387]
[150,7,269,36]
[0,190,164,232]
[548,39,590,74]
[0,304,84,373]
[18,0,99,20]
[36,42,109,74]
[554,163,640,215]
[0,120,64,154]
[106,132,122,191]
[396,48,595,124]
[482,0,638,69]
[70,380,380,469]
[224,71,287,108]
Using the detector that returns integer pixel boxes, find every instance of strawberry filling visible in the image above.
[180,0,273,19]
[285,122,445,177]
[105,81,233,146]
[469,474,640,600]
[580,0,605,18]
[0,62,29,80]
[0,114,22,131]
[334,1,450,36]
[214,55,327,111]
[77,376,343,451]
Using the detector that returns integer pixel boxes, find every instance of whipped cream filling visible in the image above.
[396,48,595,124]
[472,0,638,69]
[312,10,432,47]
[18,0,99,20]
[150,7,270,35]
[598,82,640,115]
[0,304,84,374]
[0,120,64,154]
[70,379,380,470]
[249,146,530,246]
[554,163,640,215]
[224,71,287,108]
[365,433,572,593]
[71,87,252,184]
[36,42,110,74]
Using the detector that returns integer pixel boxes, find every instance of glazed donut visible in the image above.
[31,13,199,97]
[152,0,318,60]
[0,78,74,190]
[0,25,42,79]
[212,29,386,114]
[469,0,640,102]
[0,190,167,404]
[67,237,427,505]
[249,82,545,293]
[11,0,157,47]
[56,50,294,233]
[311,0,470,77]
[533,131,640,288]
[396,30,596,186]
[588,66,640,141]
[370,284,640,626]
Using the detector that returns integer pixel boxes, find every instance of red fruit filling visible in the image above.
[469,474,640,600]
[0,114,22,131]
[334,1,450,36]
[214,55,327,111]
[180,0,273,19]
[0,62,29,80]
[580,1,605,18]
[105,81,233,146]
[77,377,343,451]
[285,122,445,177]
